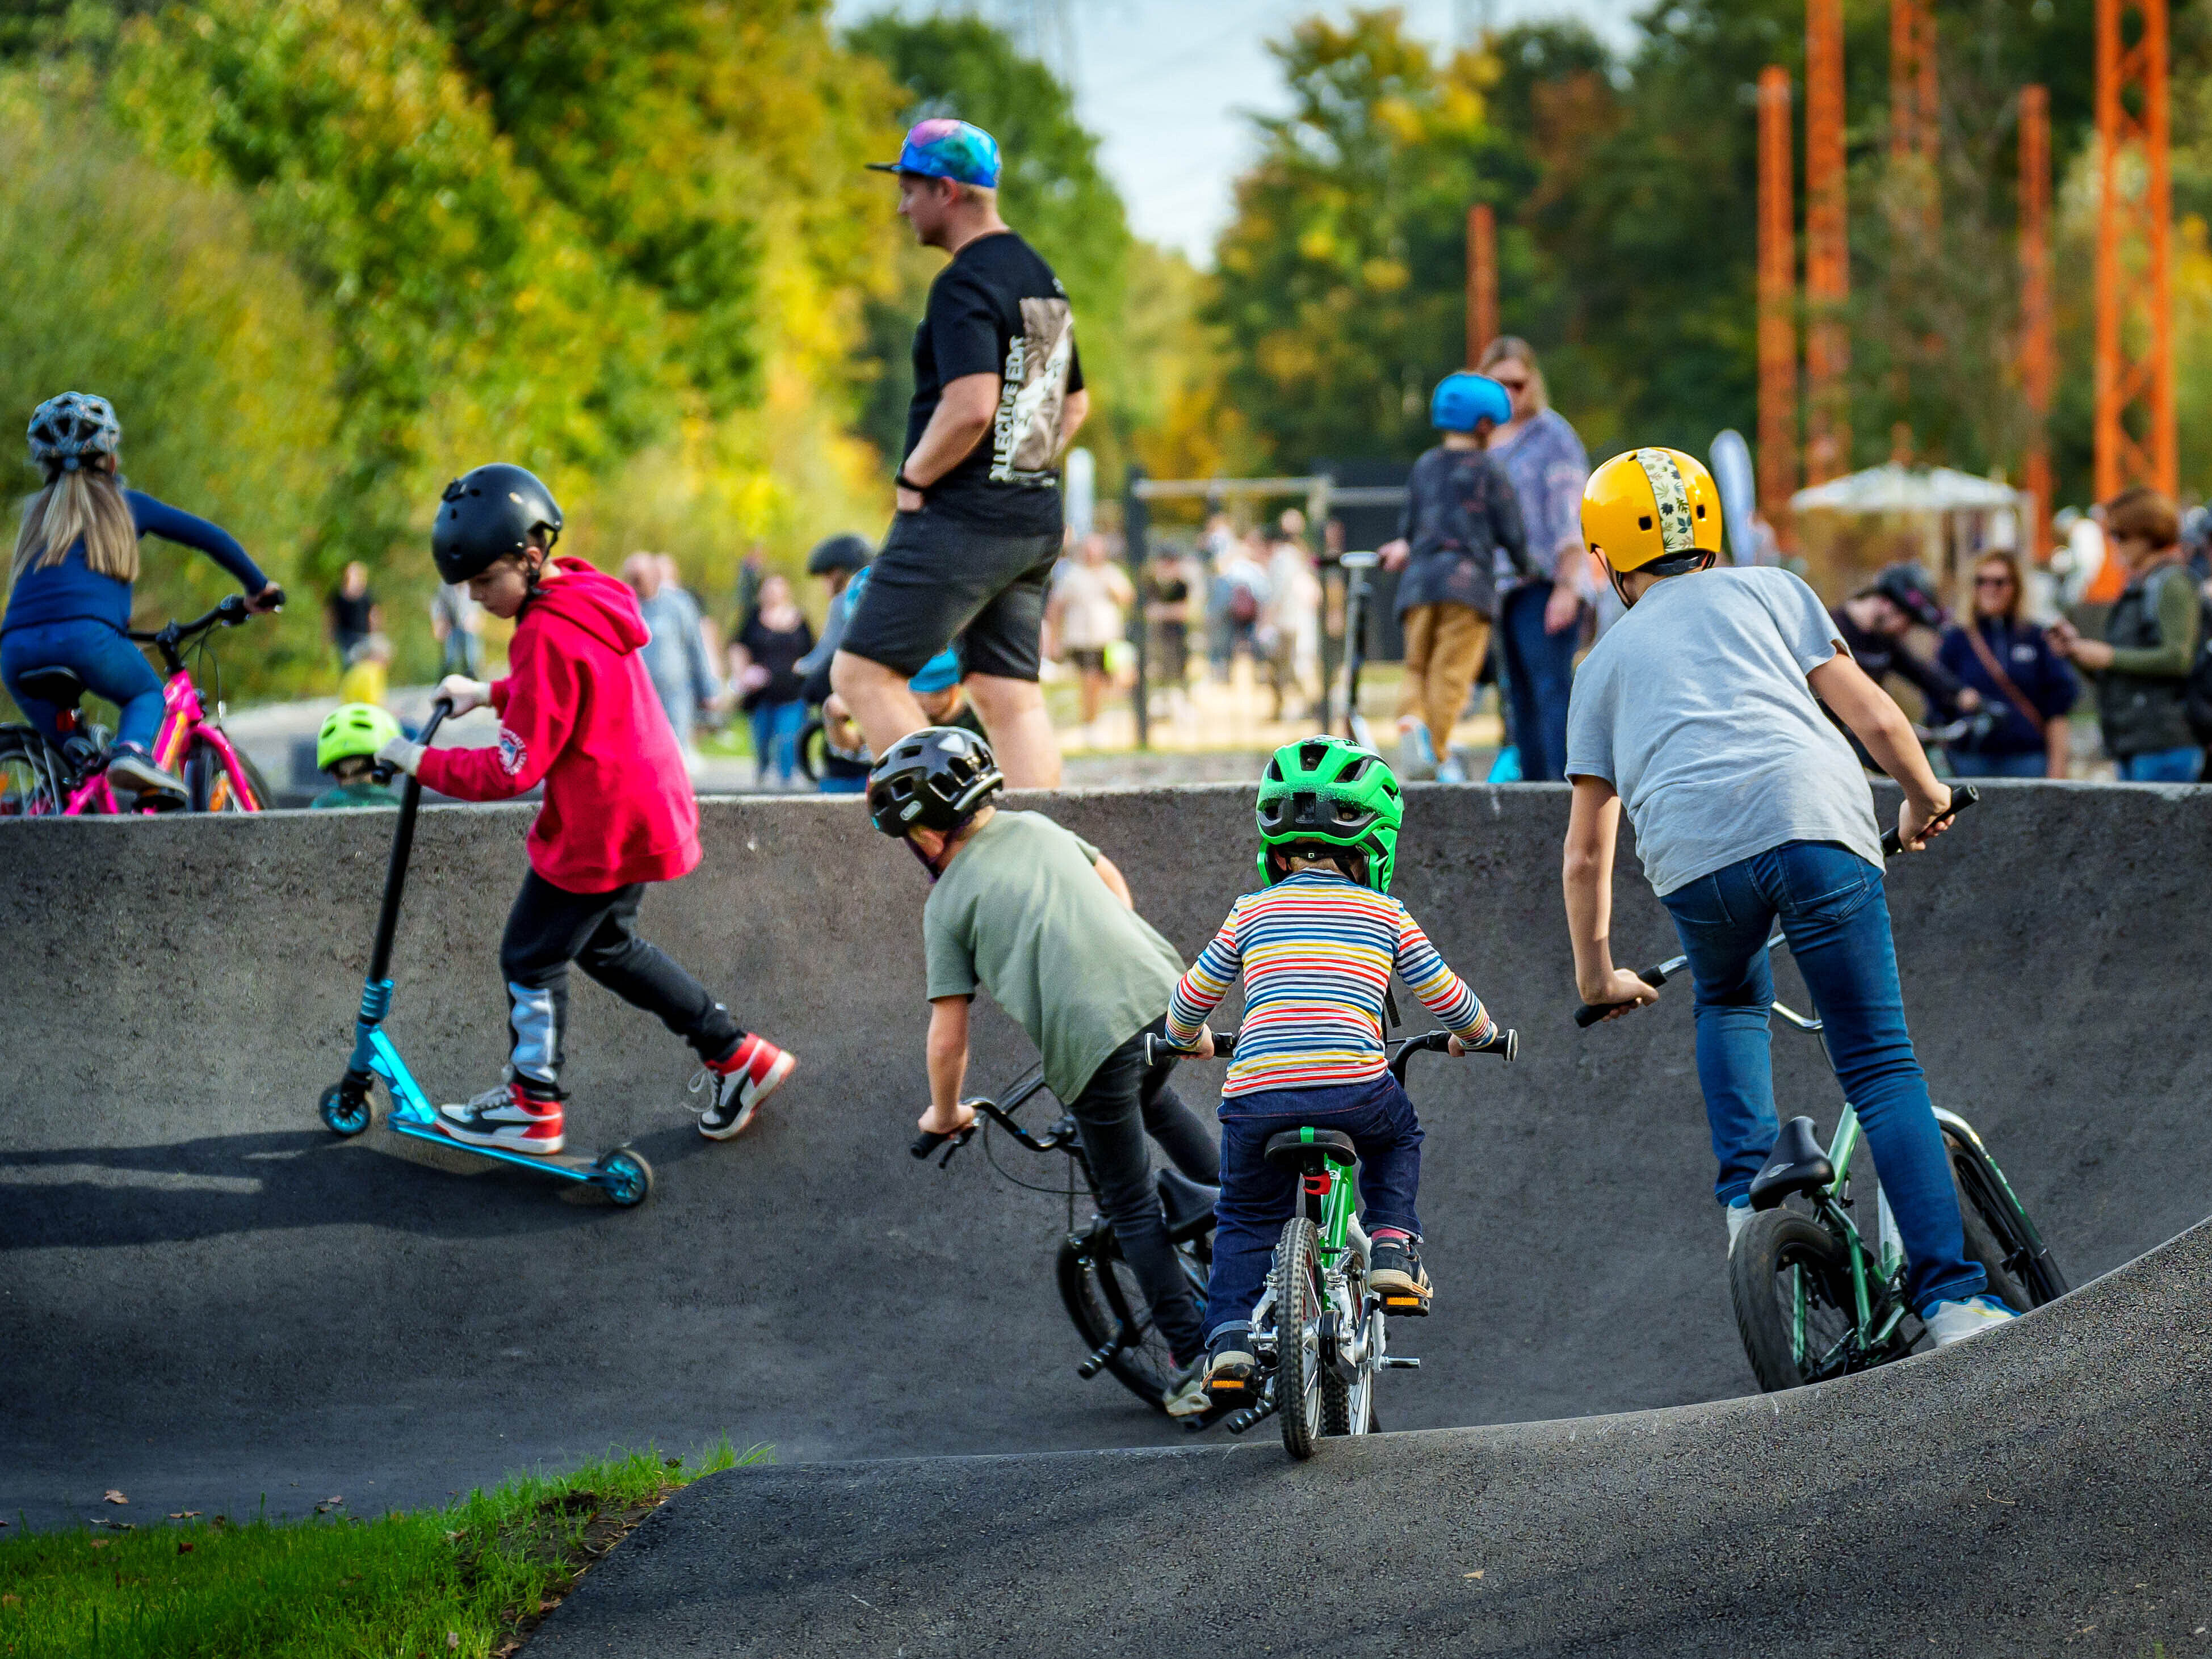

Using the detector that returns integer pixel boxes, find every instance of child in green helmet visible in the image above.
[1163,734,1505,1401]
[309,703,404,810]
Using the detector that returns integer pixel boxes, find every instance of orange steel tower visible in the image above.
[2019,86,2054,560]
[1889,0,1938,167]
[1805,0,1850,483]
[2094,0,2174,501]
[1758,67,1799,532]
[1466,203,1498,368]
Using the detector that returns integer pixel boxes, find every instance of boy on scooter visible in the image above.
[1164,736,1504,1402]
[866,726,1222,1417]
[373,464,796,1154]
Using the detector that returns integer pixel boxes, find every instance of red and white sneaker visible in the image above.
[691,1035,796,1140]
[436,1082,565,1156]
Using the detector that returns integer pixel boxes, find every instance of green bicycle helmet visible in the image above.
[317,702,401,772]
[1255,734,1404,892]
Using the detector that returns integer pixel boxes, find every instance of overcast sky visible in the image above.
[834,0,1646,264]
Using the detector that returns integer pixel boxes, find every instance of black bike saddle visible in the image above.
[1156,1167,1218,1236]
[1748,1115,1836,1211]
[16,666,85,709]
[1264,1127,1358,1171]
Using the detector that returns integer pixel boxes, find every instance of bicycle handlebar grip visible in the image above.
[909,1128,953,1160]
[1879,783,1978,858]
[1470,1027,1518,1062]
[1144,1030,1234,1065]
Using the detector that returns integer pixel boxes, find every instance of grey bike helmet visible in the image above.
[28,393,120,474]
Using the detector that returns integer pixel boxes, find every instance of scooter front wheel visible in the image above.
[320,1082,372,1138]
[594,1147,653,1208]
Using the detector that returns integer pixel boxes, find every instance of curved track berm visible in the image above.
[3,786,2208,1569]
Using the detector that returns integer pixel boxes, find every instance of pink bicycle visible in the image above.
[0,594,279,817]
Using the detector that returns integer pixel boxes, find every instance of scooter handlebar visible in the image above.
[371,698,455,787]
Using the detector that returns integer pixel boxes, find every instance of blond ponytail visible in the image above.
[11,464,137,587]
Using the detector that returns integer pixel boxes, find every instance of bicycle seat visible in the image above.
[1748,1115,1836,1211]
[1264,1128,1358,1171]
[1156,1167,1218,1237]
[15,666,85,709]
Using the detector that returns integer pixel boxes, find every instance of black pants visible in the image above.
[500,871,742,1091]
[1067,1019,1222,1366]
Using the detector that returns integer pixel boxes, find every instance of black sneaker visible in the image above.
[106,748,187,806]
[1204,1326,1257,1400]
[1369,1237,1433,1316]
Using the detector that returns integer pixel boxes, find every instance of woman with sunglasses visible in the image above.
[1934,552,2077,779]
[1477,338,1593,782]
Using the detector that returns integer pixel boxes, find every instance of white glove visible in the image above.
[375,736,426,777]
[437,674,492,716]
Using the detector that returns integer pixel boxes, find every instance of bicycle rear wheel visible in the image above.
[0,729,66,817]
[1728,1209,1861,1392]
[1273,1215,1325,1459]
[184,736,271,812]
[1056,1233,1207,1410]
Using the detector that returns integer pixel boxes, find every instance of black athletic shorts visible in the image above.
[839,508,1060,682]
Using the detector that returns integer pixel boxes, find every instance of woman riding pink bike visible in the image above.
[2,392,280,807]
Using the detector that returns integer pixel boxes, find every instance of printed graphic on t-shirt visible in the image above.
[990,297,1075,485]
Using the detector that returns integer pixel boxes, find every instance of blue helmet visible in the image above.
[1430,372,1512,434]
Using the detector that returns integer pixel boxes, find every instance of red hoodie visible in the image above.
[418,557,700,893]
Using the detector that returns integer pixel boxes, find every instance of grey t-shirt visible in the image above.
[1564,565,1883,896]
[924,810,1187,1101]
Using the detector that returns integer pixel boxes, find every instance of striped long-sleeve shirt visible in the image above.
[1165,870,1496,1098]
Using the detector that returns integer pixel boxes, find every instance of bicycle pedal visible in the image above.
[1380,1296,1430,1316]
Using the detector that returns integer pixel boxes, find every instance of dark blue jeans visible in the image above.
[1202,1074,1422,1338]
[1945,747,2045,779]
[1660,839,1987,1315]
[2118,746,2204,782]
[1499,583,1576,782]
[2,619,165,751]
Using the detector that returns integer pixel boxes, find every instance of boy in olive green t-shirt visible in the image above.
[866,726,1220,1412]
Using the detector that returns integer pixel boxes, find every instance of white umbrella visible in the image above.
[1790,464,2027,515]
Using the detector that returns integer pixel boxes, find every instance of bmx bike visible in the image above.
[910,1061,1220,1414]
[1577,787,2068,1391]
[0,594,279,817]
[1157,1022,1519,1459]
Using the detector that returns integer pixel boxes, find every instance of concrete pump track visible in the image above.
[5,783,2209,1654]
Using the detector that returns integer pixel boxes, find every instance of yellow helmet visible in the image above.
[1581,447,1726,574]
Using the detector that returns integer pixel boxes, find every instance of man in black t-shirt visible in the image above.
[832,118,1088,788]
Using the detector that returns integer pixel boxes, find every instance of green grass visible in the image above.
[0,1442,764,1659]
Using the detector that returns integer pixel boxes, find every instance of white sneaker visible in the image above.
[1726,1199,1753,1255]
[1162,1362,1211,1419]
[1923,1295,2017,1347]
[1434,754,1467,784]
[1396,723,1438,781]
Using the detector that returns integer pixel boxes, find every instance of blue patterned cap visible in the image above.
[866,118,1001,188]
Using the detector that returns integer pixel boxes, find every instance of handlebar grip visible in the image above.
[1879,784,1978,858]
[909,1128,954,1160]
[1144,1030,1234,1065]
[1468,1027,1518,1062]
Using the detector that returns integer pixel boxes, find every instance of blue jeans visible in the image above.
[2,619,165,751]
[1499,583,1576,782]
[2118,746,2204,782]
[748,699,805,784]
[1945,748,2045,779]
[1659,840,1987,1316]
[1203,1074,1422,1338]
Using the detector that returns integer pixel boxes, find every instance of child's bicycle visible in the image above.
[1577,787,2070,1391]
[0,594,279,816]
[1155,1023,1520,1460]
[909,1064,1220,1417]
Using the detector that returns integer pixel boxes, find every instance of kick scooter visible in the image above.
[316,698,654,1207]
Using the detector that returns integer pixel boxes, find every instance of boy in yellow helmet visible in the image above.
[1558,448,2014,1350]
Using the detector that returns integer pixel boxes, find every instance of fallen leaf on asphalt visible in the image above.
[103,1490,127,1505]
[167,1511,200,1520]
[1464,1570,1484,1579]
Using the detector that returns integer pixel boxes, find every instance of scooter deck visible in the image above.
[388,1115,620,1182]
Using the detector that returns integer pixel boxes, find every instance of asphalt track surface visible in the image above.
[5,783,2209,1648]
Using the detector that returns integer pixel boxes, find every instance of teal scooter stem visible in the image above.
[316,696,653,1207]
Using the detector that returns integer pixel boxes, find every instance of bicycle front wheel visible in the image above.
[184,737,271,812]
[1728,1209,1861,1392]
[0,728,66,817]
[1057,1233,1205,1410]
[1947,1132,2068,1308]
[1273,1215,1325,1459]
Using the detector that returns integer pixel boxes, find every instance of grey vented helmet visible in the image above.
[27,393,120,474]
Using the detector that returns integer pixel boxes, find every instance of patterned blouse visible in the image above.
[1488,407,1592,585]
[1165,870,1496,1098]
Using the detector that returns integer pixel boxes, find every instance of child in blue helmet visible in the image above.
[1378,372,1530,783]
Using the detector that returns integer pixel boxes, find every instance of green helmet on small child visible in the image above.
[317,702,402,772]
[1254,734,1404,893]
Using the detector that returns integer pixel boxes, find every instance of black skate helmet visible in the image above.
[866,725,1004,837]
[805,532,872,577]
[431,464,563,584]
[1869,562,1945,630]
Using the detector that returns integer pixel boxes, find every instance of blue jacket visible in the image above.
[1935,617,2078,756]
[2,491,265,636]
